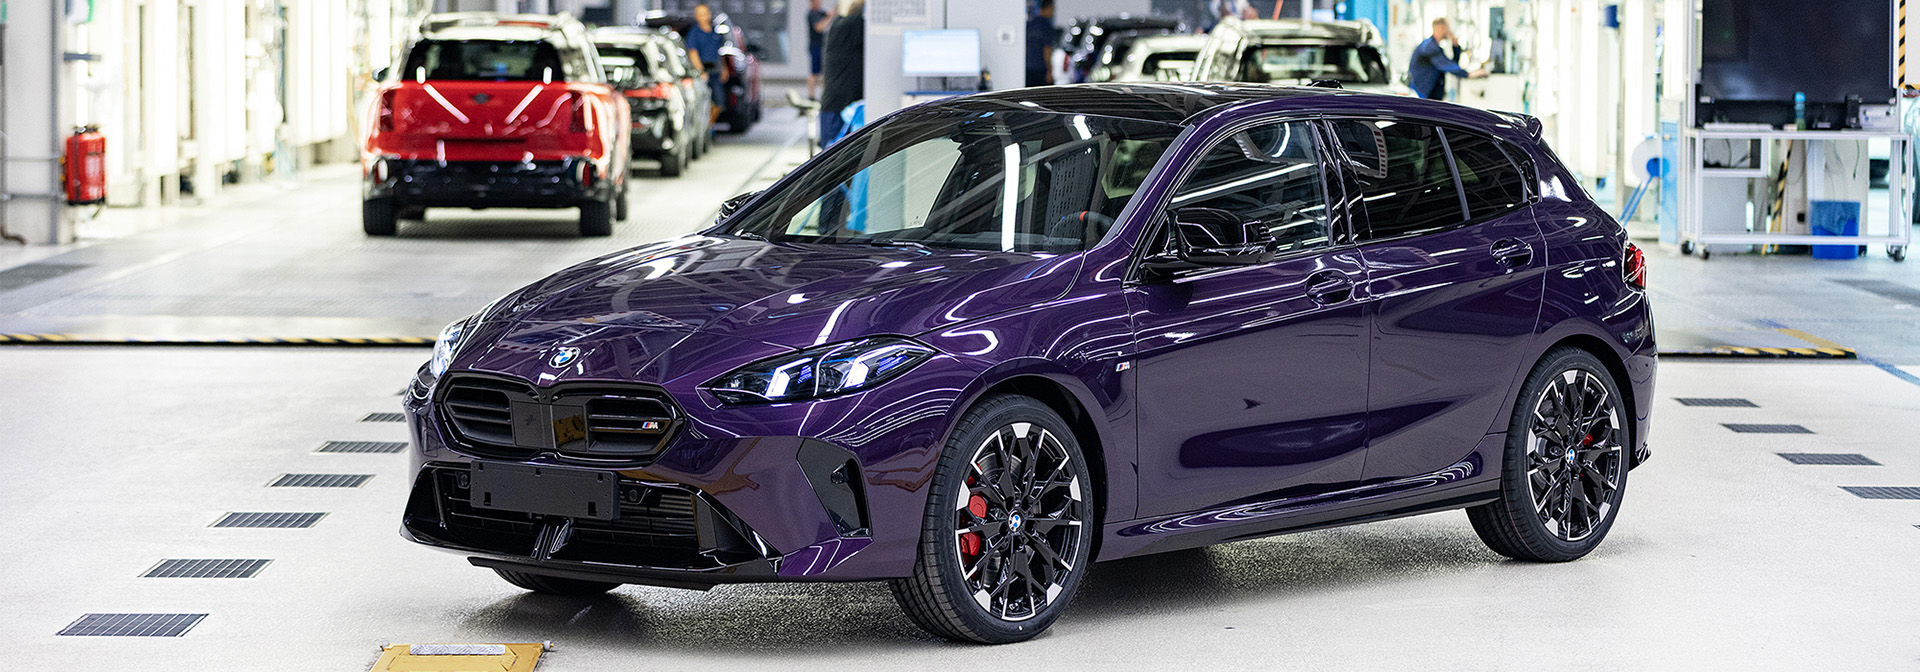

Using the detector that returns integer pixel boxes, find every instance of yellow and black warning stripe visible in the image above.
[0,334,434,346]
[1904,0,1913,94]
[1660,346,1856,359]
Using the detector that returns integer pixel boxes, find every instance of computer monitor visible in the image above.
[902,29,982,77]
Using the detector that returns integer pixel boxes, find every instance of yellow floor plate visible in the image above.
[371,643,546,672]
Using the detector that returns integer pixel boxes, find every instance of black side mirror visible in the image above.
[373,67,390,82]
[716,190,761,223]
[1144,207,1273,274]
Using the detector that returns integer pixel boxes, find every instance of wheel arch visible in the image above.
[938,361,1123,553]
[1533,330,1641,467]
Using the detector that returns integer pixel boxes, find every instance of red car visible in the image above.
[361,13,630,237]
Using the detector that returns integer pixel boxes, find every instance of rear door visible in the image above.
[1128,118,1372,518]
[1325,118,1545,482]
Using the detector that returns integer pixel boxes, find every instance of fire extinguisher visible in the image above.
[63,125,107,206]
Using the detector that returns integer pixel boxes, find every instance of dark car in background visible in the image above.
[400,83,1654,644]
[360,13,630,237]
[592,28,711,176]
[641,11,763,133]
[1063,16,1182,83]
[1194,17,1403,94]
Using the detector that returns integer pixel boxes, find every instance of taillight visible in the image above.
[377,90,396,133]
[624,82,673,99]
[1624,242,1647,288]
[569,92,588,133]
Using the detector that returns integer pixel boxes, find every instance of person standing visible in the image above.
[806,0,835,99]
[1408,18,1487,100]
[819,0,866,147]
[685,4,727,125]
[1026,0,1058,87]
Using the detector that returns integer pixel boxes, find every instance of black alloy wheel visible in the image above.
[891,395,1093,644]
[1469,347,1629,562]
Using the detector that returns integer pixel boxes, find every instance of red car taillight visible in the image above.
[377,90,396,133]
[569,92,588,133]
[1624,242,1647,288]
[624,82,673,99]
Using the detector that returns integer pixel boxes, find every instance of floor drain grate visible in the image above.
[1723,423,1813,434]
[1843,486,1920,499]
[1676,397,1758,407]
[211,512,326,528]
[361,412,406,423]
[143,559,271,579]
[317,440,406,454]
[270,473,372,488]
[58,613,205,637]
[1778,453,1880,466]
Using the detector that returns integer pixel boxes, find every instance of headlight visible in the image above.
[703,337,935,404]
[429,318,470,378]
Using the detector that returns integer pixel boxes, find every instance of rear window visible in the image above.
[403,40,564,82]
[1142,51,1197,80]
[595,46,654,76]
[1239,44,1388,84]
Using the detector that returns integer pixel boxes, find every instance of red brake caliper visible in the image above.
[960,487,987,560]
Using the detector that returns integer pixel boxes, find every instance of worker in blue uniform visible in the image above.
[1408,18,1487,100]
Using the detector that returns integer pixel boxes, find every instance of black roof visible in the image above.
[926,83,1336,125]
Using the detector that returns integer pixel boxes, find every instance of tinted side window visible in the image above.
[1446,130,1530,217]
[1169,121,1330,254]
[1330,119,1465,239]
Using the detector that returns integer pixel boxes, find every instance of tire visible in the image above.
[688,128,704,160]
[889,395,1095,644]
[362,198,398,236]
[1467,347,1631,563]
[659,149,683,177]
[493,568,619,596]
[578,198,613,237]
[615,184,630,222]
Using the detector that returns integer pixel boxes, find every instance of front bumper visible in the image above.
[399,368,950,588]
[365,158,611,208]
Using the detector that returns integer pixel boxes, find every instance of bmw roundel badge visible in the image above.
[548,347,580,368]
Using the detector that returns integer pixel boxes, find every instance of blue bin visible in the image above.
[1809,200,1861,260]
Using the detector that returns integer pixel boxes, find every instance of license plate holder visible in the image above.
[468,462,619,521]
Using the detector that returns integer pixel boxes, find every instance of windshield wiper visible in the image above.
[859,238,933,251]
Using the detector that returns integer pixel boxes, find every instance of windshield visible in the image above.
[596,47,654,76]
[719,109,1180,252]
[1239,44,1387,84]
[1142,51,1198,80]
[403,39,563,81]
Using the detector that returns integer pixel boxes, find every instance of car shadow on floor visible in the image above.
[453,518,1522,653]
[394,212,592,239]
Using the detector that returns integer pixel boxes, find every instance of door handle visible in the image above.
[1306,271,1354,305]
[1491,238,1534,268]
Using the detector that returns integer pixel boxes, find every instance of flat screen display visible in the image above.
[1700,0,1893,104]
[902,29,982,77]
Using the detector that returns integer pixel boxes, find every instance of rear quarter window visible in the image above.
[1444,130,1532,217]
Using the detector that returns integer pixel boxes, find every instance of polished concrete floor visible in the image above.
[3,111,1920,668]
[0,349,1916,669]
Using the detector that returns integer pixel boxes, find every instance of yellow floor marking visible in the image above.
[1776,328,1849,350]
[371,642,546,672]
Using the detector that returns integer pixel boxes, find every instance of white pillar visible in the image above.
[0,0,74,243]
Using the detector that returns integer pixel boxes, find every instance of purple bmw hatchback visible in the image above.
[401,83,1655,644]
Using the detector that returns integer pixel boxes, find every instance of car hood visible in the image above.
[457,235,1084,378]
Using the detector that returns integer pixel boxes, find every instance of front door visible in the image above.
[1324,118,1547,482]
[1129,119,1372,518]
